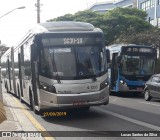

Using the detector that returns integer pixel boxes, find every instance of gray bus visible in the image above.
[1,21,109,114]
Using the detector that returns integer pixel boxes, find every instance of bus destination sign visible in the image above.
[125,47,153,53]
[64,38,83,45]
[42,37,101,46]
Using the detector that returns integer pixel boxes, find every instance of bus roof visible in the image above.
[26,21,103,34]
[12,21,103,51]
[106,44,153,51]
[107,44,152,48]
[106,44,156,55]
[38,21,96,32]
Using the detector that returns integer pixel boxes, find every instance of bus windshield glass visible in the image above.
[40,35,106,80]
[121,55,155,75]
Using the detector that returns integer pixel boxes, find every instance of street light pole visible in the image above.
[0,6,25,101]
[0,6,25,19]
[154,0,157,26]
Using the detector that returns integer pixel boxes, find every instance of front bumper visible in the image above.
[38,87,109,109]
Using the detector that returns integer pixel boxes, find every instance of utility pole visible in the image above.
[86,0,88,9]
[36,0,40,23]
[154,0,157,26]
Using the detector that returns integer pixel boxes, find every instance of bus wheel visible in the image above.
[144,89,151,101]
[19,90,24,103]
[20,96,24,103]
[29,88,33,109]
[5,83,9,93]
[17,85,20,99]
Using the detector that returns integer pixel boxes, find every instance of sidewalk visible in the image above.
[0,90,45,140]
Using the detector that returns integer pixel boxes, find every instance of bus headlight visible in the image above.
[100,80,109,90]
[120,80,127,86]
[120,80,123,84]
[39,82,56,93]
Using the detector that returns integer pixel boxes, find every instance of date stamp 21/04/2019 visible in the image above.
[43,112,67,117]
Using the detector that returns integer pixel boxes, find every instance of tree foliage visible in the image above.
[117,27,160,48]
[102,8,152,45]
[48,10,104,27]
[104,7,147,20]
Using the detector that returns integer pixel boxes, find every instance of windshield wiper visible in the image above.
[92,74,97,81]
[49,53,61,84]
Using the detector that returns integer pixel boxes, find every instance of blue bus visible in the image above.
[106,44,157,93]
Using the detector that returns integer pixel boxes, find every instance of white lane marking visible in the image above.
[94,107,160,131]
[139,101,160,107]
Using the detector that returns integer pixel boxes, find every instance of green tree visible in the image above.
[102,8,152,45]
[105,7,147,20]
[48,10,104,27]
[73,10,103,24]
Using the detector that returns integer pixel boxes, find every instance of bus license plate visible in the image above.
[137,88,143,90]
[73,101,86,106]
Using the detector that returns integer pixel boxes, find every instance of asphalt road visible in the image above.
[22,93,160,140]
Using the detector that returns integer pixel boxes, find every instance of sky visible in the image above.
[0,0,113,47]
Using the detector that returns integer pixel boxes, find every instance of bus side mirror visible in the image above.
[116,56,121,64]
[106,49,110,63]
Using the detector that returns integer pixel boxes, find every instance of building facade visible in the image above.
[137,0,160,27]
[89,0,160,27]
[89,0,137,13]
[89,1,115,13]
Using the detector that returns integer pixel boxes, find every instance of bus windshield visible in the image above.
[121,55,155,75]
[40,41,106,80]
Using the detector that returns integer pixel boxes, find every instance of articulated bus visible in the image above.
[1,21,109,114]
[106,44,157,94]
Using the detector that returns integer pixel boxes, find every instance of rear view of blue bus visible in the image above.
[107,44,157,93]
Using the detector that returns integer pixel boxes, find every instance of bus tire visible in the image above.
[19,88,24,103]
[17,84,20,99]
[29,88,33,109]
[20,96,24,103]
[5,82,9,93]
[104,98,109,105]
[144,89,151,101]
